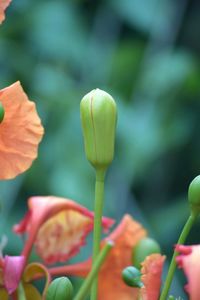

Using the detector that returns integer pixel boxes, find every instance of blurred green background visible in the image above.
[1,0,200,297]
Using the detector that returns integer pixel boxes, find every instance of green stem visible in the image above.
[159,212,198,300]
[74,241,113,300]
[17,282,27,300]
[91,168,106,300]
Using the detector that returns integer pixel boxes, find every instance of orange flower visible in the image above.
[97,215,147,300]
[0,82,44,179]
[0,0,11,24]
[13,196,114,264]
[176,244,200,300]
[48,215,165,300]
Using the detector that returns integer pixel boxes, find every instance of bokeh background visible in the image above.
[1,0,200,297]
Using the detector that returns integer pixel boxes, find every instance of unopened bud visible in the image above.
[188,175,200,215]
[46,277,73,300]
[80,89,117,171]
[133,237,161,269]
[122,266,144,288]
[0,102,5,123]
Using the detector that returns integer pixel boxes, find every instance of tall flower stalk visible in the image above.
[80,89,117,300]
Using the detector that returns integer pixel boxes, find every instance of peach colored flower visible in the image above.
[176,244,200,300]
[141,254,165,300]
[0,0,11,24]
[14,196,114,265]
[0,82,44,179]
[48,215,165,300]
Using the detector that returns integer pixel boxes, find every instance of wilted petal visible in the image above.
[140,254,165,300]
[14,196,114,264]
[23,284,42,300]
[0,82,44,179]
[176,244,200,300]
[3,255,25,294]
[23,262,51,298]
[0,0,11,24]
[36,210,95,264]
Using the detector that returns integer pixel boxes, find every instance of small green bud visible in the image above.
[80,89,117,171]
[133,237,161,269]
[122,266,144,288]
[46,277,73,300]
[188,175,200,215]
[0,102,5,123]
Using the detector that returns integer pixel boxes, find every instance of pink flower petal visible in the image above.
[176,244,200,300]
[3,255,25,294]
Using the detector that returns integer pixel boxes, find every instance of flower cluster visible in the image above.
[1,1,200,300]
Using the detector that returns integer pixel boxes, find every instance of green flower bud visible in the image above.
[122,266,144,288]
[0,102,5,123]
[188,175,200,215]
[80,89,117,171]
[46,277,73,300]
[133,237,161,269]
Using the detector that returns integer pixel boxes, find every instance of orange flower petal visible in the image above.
[176,244,200,300]
[0,82,44,179]
[140,254,165,300]
[14,196,114,264]
[0,0,11,24]
[49,214,147,300]
[97,215,147,300]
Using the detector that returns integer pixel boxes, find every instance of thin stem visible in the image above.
[160,212,198,300]
[22,226,39,264]
[17,282,27,300]
[74,241,113,300]
[91,168,106,300]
